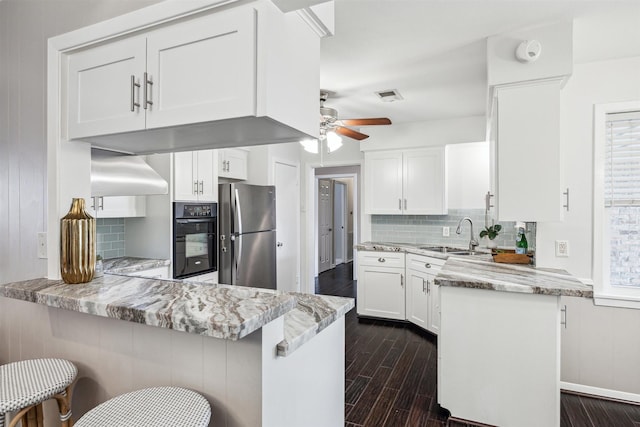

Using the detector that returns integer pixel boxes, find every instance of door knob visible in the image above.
[277,242,284,247]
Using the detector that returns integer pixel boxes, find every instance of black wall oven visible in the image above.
[173,202,217,279]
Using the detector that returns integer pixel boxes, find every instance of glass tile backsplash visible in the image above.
[96,218,125,259]
[371,209,536,251]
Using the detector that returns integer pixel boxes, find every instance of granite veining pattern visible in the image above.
[0,275,296,340]
[436,257,593,297]
[102,257,170,274]
[356,241,592,298]
[277,293,355,356]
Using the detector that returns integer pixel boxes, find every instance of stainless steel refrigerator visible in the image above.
[218,183,276,289]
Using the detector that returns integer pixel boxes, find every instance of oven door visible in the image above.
[174,220,216,279]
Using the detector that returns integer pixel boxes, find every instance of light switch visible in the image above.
[37,232,47,259]
[442,227,450,237]
[555,240,569,257]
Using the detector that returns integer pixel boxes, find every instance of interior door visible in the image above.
[318,179,333,274]
[275,161,299,292]
[333,181,346,265]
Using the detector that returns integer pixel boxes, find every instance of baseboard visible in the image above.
[561,381,640,404]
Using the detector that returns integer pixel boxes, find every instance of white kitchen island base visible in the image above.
[438,286,561,427]
[0,296,345,427]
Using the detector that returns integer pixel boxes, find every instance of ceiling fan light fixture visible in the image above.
[326,131,343,153]
[299,138,319,154]
[375,89,403,102]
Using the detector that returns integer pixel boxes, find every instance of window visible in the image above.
[594,102,640,308]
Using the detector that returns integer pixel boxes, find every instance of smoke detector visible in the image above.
[375,89,403,102]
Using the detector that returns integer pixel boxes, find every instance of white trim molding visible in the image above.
[561,382,640,405]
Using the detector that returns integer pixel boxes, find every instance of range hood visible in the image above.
[91,149,168,197]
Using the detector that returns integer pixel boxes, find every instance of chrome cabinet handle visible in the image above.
[404,199,407,210]
[425,263,431,269]
[399,198,402,210]
[563,188,570,211]
[378,257,386,263]
[561,305,567,328]
[193,181,198,195]
[485,191,494,212]
[143,72,153,109]
[400,274,404,288]
[427,279,430,294]
[226,160,231,172]
[130,75,140,112]
[422,278,426,293]
[199,181,204,195]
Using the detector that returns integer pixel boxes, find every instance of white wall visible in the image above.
[0,0,160,284]
[534,55,640,396]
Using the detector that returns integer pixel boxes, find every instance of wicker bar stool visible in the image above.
[0,358,77,427]
[74,387,211,427]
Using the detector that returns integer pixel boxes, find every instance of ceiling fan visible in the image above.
[319,91,392,142]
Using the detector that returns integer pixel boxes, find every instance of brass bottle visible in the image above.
[60,198,96,284]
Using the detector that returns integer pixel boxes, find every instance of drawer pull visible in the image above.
[425,263,431,268]
[378,257,386,263]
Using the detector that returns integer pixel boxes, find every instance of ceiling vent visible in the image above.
[375,89,403,102]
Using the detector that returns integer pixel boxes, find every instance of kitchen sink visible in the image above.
[418,246,482,256]
[418,246,465,253]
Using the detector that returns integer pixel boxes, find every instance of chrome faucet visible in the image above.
[456,217,479,252]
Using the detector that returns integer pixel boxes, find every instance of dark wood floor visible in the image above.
[317,262,640,427]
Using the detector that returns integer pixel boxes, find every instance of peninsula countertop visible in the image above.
[0,257,354,355]
[356,241,592,298]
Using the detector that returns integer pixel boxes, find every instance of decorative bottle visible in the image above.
[515,227,528,255]
[60,198,96,284]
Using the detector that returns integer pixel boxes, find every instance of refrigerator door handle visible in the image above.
[234,188,243,235]
[234,234,242,284]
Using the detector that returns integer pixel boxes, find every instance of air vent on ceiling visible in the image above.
[375,89,403,102]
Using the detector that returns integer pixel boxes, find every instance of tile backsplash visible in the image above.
[371,209,536,251]
[96,218,125,259]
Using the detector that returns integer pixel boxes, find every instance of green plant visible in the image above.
[479,224,502,240]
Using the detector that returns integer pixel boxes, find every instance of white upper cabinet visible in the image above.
[68,36,146,138]
[69,9,255,140]
[174,150,217,202]
[145,10,256,129]
[64,1,320,154]
[494,80,565,222]
[365,147,447,215]
[88,196,146,218]
[218,148,249,180]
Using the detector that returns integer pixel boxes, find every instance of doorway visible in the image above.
[314,167,358,281]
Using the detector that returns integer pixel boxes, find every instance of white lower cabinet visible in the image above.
[406,254,444,335]
[357,251,406,320]
[357,250,443,335]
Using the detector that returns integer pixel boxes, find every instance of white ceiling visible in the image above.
[320,1,640,125]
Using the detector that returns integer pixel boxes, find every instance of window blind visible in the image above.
[605,111,640,207]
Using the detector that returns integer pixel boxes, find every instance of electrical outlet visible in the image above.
[555,240,569,257]
[37,232,47,259]
[442,226,450,237]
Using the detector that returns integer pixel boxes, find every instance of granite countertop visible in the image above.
[101,256,170,274]
[356,241,592,298]
[0,256,354,355]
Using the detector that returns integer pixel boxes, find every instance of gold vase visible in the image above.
[60,198,96,284]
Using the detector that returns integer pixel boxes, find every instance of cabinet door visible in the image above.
[174,152,198,201]
[496,81,562,221]
[68,36,146,139]
[364,151,403,214]
[356,265,405,320]
[145,8,257,129]
[429,280,441,334]
[403,148,447,215]
[220,149,248,180]
[406,268,429,329]
[196,150,217,201]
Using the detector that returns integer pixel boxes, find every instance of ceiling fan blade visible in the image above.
[340,118,392,126]
[335,126,369,141]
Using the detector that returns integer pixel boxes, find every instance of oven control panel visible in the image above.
[174,202,217,219]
